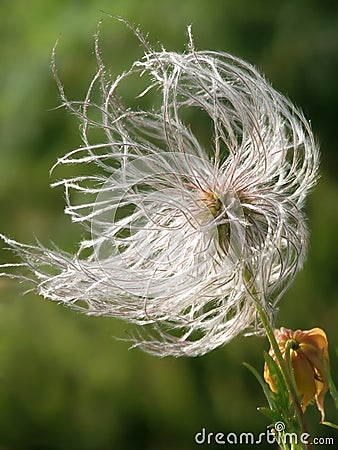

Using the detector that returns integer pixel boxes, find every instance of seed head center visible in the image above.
[200,191,223,217]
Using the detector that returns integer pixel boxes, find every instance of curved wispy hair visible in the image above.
[1,24,319,356]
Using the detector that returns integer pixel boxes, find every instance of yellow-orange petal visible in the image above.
[291,350,317,411]
[299,328,329,364]
[263,360,277,393]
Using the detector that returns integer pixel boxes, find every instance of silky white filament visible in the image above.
[0,24,319,356]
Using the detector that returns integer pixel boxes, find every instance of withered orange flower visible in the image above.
[264,327,329,422]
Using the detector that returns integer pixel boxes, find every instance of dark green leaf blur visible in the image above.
[0,0,337,448]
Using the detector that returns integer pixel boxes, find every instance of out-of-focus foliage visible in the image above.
[0,0,337,448]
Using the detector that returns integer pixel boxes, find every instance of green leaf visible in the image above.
[324,358,338,409]
[322,421,338,430]
[263,352,289,411]
[243,362,275,409]
[257,406,281,422]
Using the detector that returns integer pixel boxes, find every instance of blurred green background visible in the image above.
[1,0,338,449]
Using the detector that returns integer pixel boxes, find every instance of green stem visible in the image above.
[253,300,311,450]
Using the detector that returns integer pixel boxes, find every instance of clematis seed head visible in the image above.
[0,23,320,357]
